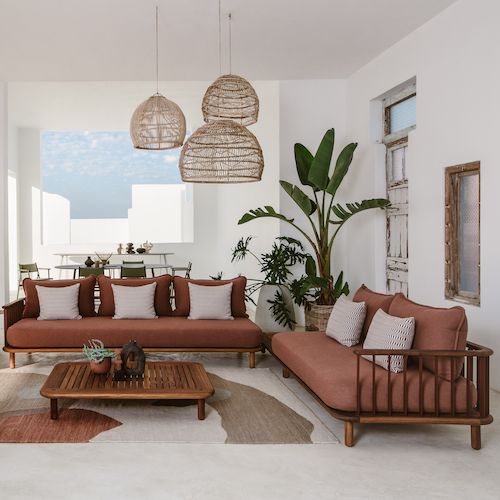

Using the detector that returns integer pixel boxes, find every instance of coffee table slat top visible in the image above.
[40,361,214,400]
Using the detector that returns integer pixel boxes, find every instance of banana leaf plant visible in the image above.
[238,128,390,306]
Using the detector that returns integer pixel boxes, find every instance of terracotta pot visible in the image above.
[305,304,334,331]
[90,358,111,374]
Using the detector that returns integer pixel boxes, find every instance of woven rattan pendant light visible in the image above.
[202,10,259,125]
[179,119,263,183]
[179,4,263,183]
[130,5,186,150]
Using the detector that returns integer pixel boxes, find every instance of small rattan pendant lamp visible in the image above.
[178,5,263,183]
[202,9,259,126]
[130,5,186,150]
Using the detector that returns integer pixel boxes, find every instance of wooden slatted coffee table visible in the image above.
[40,361,214,420]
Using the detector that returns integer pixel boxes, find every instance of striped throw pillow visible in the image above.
[362,309,415,373]
[36,283,82,320]
[326,296,366,346]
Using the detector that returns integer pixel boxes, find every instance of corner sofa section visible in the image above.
[272,286,493,449]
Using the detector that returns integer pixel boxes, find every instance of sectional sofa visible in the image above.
[272,286,493,449]
[3,275,262,369]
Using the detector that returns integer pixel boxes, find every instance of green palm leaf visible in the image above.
[238,206,295,225]
[308,128,335,190]
[280,180,317,216]
[330,198,391,224]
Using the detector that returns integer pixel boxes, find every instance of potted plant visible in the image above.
[231,236,308,331]
[83,339,116,374]
[238,128,390,330]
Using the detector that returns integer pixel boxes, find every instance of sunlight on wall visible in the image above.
[7,174,18,291]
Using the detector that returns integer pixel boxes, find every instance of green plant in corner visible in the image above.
[231,236,309,329]
[238,128,390,310]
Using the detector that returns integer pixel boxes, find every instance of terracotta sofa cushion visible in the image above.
[353,284,395,337]
[7,317,262,349]
[272,332,475,413]
[173,276,248,318]
[388,294,467,380]
[98,275,172,317]
[22,277,97,318]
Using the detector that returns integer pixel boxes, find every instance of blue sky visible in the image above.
[41,131,182,219]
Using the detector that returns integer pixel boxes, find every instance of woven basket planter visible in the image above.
[179,119,264,183]
[130,93,186,150]
[304,304,334,331]
[202,74,259,126]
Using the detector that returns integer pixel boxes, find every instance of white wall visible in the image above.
[346,0,500,388]
[0,83,8,305]
[7,81,280,286]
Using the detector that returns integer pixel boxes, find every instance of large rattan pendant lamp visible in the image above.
[179,5,263,183]
[202,7,259,126]
[130,5,186,150]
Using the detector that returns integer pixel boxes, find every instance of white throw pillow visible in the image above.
[326,296,366,346]
[112,282,157,319]
[36,284,82,320]
[188,283,233,320]
[362,309,415,373]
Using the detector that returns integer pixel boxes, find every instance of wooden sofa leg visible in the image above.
[345,421,354,447]
[9,352,15,369]
[471,425,481,450]
[261,345,266,354]
[249,352,255,369]
[282,367,290,378]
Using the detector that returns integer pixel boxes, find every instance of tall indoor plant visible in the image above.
[238,128,390,330]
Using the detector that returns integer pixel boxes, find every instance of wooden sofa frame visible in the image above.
[2,299,259,369]
[277,341,493,449]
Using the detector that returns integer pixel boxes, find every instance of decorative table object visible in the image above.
[113,341,146,381]
[143,241,153,253]
[95,252,112,266]
[136,247,146,254]
[126,243,135,254]
[40,361,214,420]
[83,339,115,374]
[84,256,94,267]
[117,244,124,255]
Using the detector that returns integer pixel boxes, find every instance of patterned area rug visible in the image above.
[0,354,339,444]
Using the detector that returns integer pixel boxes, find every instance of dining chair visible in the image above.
[18,263,52,298]
[170,261,192,278]
[121,260,146,279]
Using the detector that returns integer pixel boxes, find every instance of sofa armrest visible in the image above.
[2,299,25,333]
[352,341,493,358]
[351,341,492,418]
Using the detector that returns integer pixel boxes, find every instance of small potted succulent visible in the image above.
[83,339,116,374]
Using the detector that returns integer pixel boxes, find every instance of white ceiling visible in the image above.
[0,0,456,81]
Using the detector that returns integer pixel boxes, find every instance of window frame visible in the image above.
[383,84,416,145]
[444,161,481,306]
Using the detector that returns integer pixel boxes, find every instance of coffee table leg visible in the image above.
[50,398,58,420]
[197,399,205,420]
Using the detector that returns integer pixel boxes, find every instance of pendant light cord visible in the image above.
[228,13,232,74]
[218,0,222,75]
[155,4,159,94]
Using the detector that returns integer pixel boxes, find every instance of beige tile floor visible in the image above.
[0,347,499,499]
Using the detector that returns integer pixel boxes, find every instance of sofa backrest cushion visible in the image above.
[23,276,97,318]
[98,275,172,317]
[173,276,248,318]
[388,293,467,380]
[352,285,395,337]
